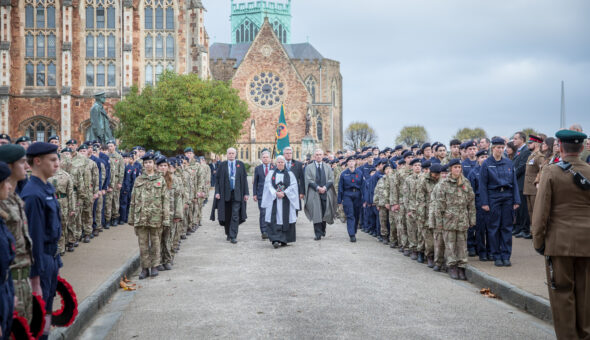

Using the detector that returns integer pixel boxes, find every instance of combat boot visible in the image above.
[427,256,435,268]
[150,267,159,277]
[111,218,118,227]
[92,229,100,237]
[164,263,172,270]
[377,235,383,242]
[417,252,425,263]
[403,249,411,256]
[410,251,418,260]
[389,241,398,248]
[448,266,459,280]
[138,268,149,280]
[458,267,467,281]
[83,235,91,243]
[432,265,441,272]
[156,264,166,271]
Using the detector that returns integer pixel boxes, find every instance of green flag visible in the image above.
[275,105,290,155]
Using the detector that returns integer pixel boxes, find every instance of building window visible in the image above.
[144,0,176,86]
[86,0,117,88]
[317,118,323,141]
[21,116,59,143]
[24,0,57,87]
[305,76,317,103]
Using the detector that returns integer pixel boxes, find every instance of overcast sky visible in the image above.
[203,0,590,146]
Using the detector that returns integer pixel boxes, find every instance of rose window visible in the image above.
[248,71,285,109]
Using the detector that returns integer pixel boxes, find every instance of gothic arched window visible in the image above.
[317,117,323,141]
[20,116,59,142]
[24,0,57,87]
[86,0,117,88]
[305,76,317,103]
[144,0,176,86]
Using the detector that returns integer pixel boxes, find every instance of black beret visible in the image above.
[449,139,461,146]
[416,150,423,155]
[430,164,443,173]
[402,150,413,159]
[394,145,404,151]
[77,144,88,151]
[476,150,488,157]
[155,156,168,165]
[0,144,26,163]
[65,139,77,145]
[0,161,10,182]
[422,160,432,169]
[411,143,420,149]
[15,136,31,144]
[420,143,431,151]
[383,163,392,170]
[26,142,58,157]
[491,137,506,146]
[398,159,406,165]
[441,164,449,172]
[447,158,461,167]
[345,157,355,163]
[47,135,59,143]
[409,158,421,166]
[0,134,11,142]
[106,139,116,145]
[555,130,587,144]
[60,147,73,153]
[459,142,468,150]
[142,153,156,161]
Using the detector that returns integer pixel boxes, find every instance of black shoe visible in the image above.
[273,242,280,249]
[150,267,159,277]
[522,232,532,239]
[417,252,425,263]
[494,259,504,267]
[74,241,79,247]
[515,231,525,238]
[468,249,477,257]
[139,268,149,280]
[156,265,166,271]
[118,220,125,225]
[180,235,187,240]
[111,219,118,227]
[230,238,237,244]
[314,236,321,241]
[103,224,110,230]
[83,235,91,243]
[105,221,111,228]
[512,228,521,235]
[226,236,231,241]
[164,263,172,270]
[503,259,512,267]
[261,233,269,240]
[66,245,75,252]
[377,236,383,242]
[432,265,441,272]
[350,236,357,243]
[479,255,488,261]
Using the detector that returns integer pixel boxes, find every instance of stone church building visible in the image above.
[0,0,210,143]
[210,0,342,161]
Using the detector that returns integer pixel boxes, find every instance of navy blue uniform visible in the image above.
[338,168,364,236]
[479,157,521,261]
[119,163,133,223]
[367,171,383,235]
[0,217,15,340]
[90,155,104,229]
[21,176,63,313]
[461,158,477,178]
[468,165,490,260]
[99,152,111,227]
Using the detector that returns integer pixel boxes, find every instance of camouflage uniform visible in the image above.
[49,169,76,253]
[129,172,170,269]
[384,172,397,245]
[389,169,407,249]
[195,163,208,226]
[0,193,34,321]
[429,182,445,268]
[105,152,125,223]
[171,173,185,256]
[94,160,106,231]
[373,175,389,239]
[433,176,476,268]
[333,165,346,222]
[403,172,422,252]
[70,154,92,239]
[163,173,184,264]
[182,166,194,235]
[416,172,439,258]
[84,157,100,236]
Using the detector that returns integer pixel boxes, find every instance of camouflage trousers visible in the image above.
[184,201,194,233]
[388,208,398,244]
[406,212,419,252]
[104,188,121,221]
[160,225,173,265]
[57,200,74,252]
[194,197,205,226]
[443,230,468,268]
[394,207,408,249]
[434,230,446,267]
[416,220,425,253]
[12,271,32,322]
[94,195,104,230]
[378,207,389,237]
[423,227,434,257]
[171,220,183,259]
[135,226,162,269]
[81,198,94,236]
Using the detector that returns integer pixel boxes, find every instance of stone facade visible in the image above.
[210,18,343,161]
[0,0,209,143]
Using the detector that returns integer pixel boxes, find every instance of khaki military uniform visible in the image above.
[523,150,545,223]
[416,173,439,259]
[105,152,125,223]
[181,166,194,235]
[373,175,389,239]
[532,156,590,340]
[170,173,185,257]
[429,183,446,268]
[49,169,76,252]
[83,157,99,236]
[389,169,408,249]
[0,193,33,321]
[333,166,345,222]
[94,160,106,231]
[69,154,92,240]
[129,172,170,269]
[403,172,422,253]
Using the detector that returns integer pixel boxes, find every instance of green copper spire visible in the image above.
[230,0,292,44]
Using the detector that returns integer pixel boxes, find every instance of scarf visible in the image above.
[270,168,291,231]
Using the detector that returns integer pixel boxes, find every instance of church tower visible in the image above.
[231,0,291,44]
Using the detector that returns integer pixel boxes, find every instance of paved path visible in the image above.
[88,190,555,339]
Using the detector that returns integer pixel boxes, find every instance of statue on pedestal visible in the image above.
[88,92,114,144]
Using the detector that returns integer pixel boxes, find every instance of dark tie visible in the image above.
[264,165,268,176]
[287,161,291,170]
[316,163,321,185]
[230,162,235,190]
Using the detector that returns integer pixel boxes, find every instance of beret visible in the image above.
[389,161,397,169]
[420,143,431,151]
[409,158,421,166]
[411,143,420,149]
[83,141,92,146]
[430,164,443,173]
[398,159,406,165]
[447,158,461,167]
[15,136,31,144]
[556,130,587,144]
[422,160,432,169]
[402,150,413,159]
[155,156,168,165]
[435,144,446,151]
[394,145,404,151]
[465,140,477,148]
[491,137,506,146]
[0,162,11,182]
[60,147,73,153]
[142,153,156,161]
[0,134,11,141]
[77,144,89,151]
[0,144,26,163]
[476,150,488,157]
[449,139,461,146]
[415,149,423,155]
[184,147,194,153]
[459,142,468,150]
[345,157,355,163]
[441,164,449,172]
[383,163,392,170]
[47,135,59,142]
[26,142,58,157]
[106,139,116,145]
[65,139,77,145]
[147,150,155,155]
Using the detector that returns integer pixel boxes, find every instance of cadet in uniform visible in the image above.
[21,143,63,339]
[532,129,590,340]
[70,145,92,243]
[105,140,125,227]
[119,152,134,224]
[337,157,364,242]
[128,153,170,279]
[0,145,34,322]
[467,150,490,261]
[0,162,15,340]
[374,162,392,244]
[416,162,441,267]
[479,137,521,267]
[49,152,76,255]
[523,135,545,232]
[404,158,423,261]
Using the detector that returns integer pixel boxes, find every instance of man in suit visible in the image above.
[209,156,220,188]
[304,149,337,240]
[512,131,532,238]
[213,148,249,244]
[253,150,273,239]
[283,147,305,207]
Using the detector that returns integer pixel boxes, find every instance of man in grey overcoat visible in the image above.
[304,149,337,240]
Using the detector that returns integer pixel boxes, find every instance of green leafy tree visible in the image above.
[344,122,378,150]
[453,127,487,141]
[395,125,428,146]
[114,72,249,155]
[520,128,538,139]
